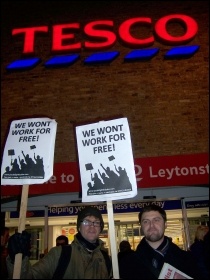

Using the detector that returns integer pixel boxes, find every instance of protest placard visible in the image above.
[1,118,57,185]
[76,117,137,202]
[1,117,57,279]
[76,117,137,279]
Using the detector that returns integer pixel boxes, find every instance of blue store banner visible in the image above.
[10,200,208,218]
[10,199,187,218]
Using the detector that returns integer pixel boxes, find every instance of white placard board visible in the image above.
[1,117,57,185]
[76,117,137,202]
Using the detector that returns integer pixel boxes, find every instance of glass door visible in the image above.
[116,222,141,251]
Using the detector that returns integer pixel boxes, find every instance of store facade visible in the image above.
[1,0,209,264]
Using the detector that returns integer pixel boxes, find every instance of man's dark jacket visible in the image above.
[119,236,201,279]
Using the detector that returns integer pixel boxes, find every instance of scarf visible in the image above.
[155,236,169,257]
[75,232,100,252]
[151,236,169,269]
[137,236,170,276]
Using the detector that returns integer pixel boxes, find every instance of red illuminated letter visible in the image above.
[155,14,198,44]
[52,23,81,51]
[12,26,48,53]
[119,18,154,47]
[84,20,116,49]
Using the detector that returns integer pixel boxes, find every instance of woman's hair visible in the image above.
[194,225,209,241]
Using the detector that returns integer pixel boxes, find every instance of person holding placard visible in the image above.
[6,206,112,279]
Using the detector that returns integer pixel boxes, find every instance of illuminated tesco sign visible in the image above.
[12,14,198,52]
[7,14,199,70]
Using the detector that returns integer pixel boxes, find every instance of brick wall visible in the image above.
[1,1,209,163]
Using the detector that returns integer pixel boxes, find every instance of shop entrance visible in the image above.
[5,198,209,262]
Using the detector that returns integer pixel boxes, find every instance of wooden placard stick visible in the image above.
[107,200,120,279]
[13,184,29,279]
